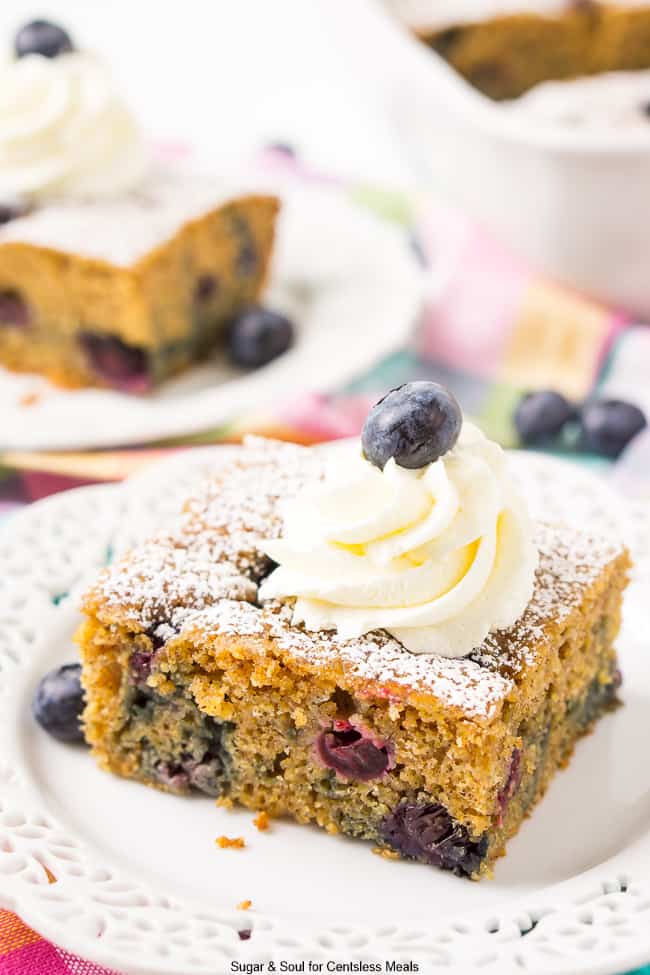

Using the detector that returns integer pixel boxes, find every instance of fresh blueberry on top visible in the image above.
[228,305,294,369]
[514,390,576,445]
[32,663,85,743]
[14,19,74,59]
[580,398,647,458]
[362,381,462,471]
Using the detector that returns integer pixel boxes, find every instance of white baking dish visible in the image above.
[325,0,650,317]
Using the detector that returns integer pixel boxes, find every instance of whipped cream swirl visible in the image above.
[260,424,538,657]
[0,52,149,200]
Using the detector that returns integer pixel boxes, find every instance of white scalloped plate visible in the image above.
[0,181,425,451]
[1,449,650,975]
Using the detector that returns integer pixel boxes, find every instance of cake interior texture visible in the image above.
[419,3,650,99]
[78,440,629,878]
[0,168,278,390]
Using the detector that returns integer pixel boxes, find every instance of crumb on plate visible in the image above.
[215,835,246,850]
[253,810,270,832]
[371,846,401,861]
[237,899,252,911]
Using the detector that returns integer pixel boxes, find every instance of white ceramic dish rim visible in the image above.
[374,1,650,154]
[1,448,650,975]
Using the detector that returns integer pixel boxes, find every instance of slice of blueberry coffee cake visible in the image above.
[77,383,629,878]
[0,19,279,391]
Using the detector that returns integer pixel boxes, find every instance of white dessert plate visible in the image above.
[0,182,425,451]
[1,448,649,975]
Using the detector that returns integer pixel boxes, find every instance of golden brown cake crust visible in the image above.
[82,438,628,720]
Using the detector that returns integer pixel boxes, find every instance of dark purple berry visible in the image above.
[0,290,30,328]
[0,198,30,225]
[32,663,85,743]
[228,305,294,369]
[362,381,462,471]
[496,748,522,825]
[580,398,647,458]
[194,274,218,302]
[380,802,488,876]
[514,390,576,445]
[266,142,297,157]
[129,651,154,683]
[316,722,391,782]
[153,753,225,797]
[238,929,252,941]
[79,331,150,392]
[15,19,74,59]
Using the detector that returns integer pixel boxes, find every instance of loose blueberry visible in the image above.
[32,663,85,743]
[228,305,294,369]
[316,721,391,782]
[580,398,647,458]
[362,381,462,471]
[514,390,576,445]
[79,331,150,392]
[380,801,488,877]
[0,290,30,328]
[14,19,74,59]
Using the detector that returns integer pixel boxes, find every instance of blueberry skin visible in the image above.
[316,725,391,782]
[228,305,294,369]
[14,19,74,59]
[514,390,576,445]
[32,663,85,743]
[362,381,463,471]
[380,801,488,877]
[580,399,647,458]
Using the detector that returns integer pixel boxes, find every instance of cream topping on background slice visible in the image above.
[259,423,538,658]
[0,51,149,200]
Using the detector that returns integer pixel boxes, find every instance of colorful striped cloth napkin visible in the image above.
[1,153,649,975]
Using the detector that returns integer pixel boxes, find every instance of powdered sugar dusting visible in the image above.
[87,439,626,719]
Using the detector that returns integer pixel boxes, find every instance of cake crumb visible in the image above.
[237,899,252,911]
[371,846,400,860]
[216,795,234,809]
[216,835,246,849]
[253,811,270,832]
[19,391,41,407]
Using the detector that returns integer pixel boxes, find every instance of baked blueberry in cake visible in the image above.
[0,20,279,390]
[76,383,629,877]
